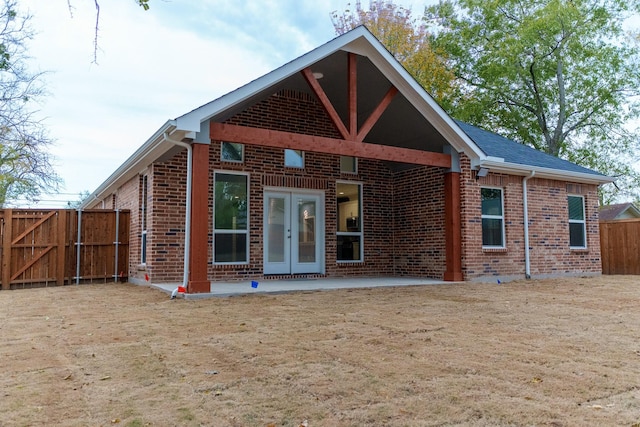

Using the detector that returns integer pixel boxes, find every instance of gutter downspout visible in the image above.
[162,132,192,290]
[522,171,535,279]
[114,209,120,282]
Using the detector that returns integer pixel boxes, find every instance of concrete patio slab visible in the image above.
[149,277,450,299]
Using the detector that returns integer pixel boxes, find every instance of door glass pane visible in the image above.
[298,199,316,263]
[267,197,286,263]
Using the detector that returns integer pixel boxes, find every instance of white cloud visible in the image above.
[15,0,437,207]
[21,0,274,202]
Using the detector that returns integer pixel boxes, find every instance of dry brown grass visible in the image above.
[1,276,640,426]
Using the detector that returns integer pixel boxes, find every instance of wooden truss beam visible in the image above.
[211,122,451,168]
[348,52,357,139]
[303,52,398,144]
[357,86,398,142]
[301,67,350,140]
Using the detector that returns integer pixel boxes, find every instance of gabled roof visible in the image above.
[456,121,611,183]
[599,203,640,221]
[174,26,483,158]
[82,26,612,207]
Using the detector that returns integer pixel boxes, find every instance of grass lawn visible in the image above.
[1,275,639,426]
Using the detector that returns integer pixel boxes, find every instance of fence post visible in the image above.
[56,210,67,286]
[1,209,12,290]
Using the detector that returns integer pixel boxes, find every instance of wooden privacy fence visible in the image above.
[600,219,640,275]
[0,209,130,290]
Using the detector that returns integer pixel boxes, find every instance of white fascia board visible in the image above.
[176,28,374,133]
[479,158,615,185]
[628,204,640,216]
[81,120,178,208]
[348,34,487,159]
[470,156,504,168]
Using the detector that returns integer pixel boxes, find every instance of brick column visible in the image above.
[188,142,210,293]
[444,171,463,281]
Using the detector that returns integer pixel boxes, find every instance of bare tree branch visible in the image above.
[0,0,60,206]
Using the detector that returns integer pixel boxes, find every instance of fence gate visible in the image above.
[0,209,130,290]
[600,219,640,275]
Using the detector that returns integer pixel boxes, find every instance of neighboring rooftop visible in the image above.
[599,203,640,221]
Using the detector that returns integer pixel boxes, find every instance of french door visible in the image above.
[264,191,324,275]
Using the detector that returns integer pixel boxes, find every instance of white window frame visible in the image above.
[568,195,587,249]
[481,186,506,249]
[140,174,148,265]
[284,149,305,168]
[213,171,250,265]
[336,180,364,263]
[221,142,244,163]
[340,156,358,174]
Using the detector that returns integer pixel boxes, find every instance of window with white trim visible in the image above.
[214,172,249,263]
[340,156,357,174]
[140,175,148,265]
[337,181,362,261]
[285,149,304,168]
[221,142,244,162]
[481,187,505,248]
[568,195,586,248]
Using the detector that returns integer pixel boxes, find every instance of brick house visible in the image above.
[82,27,612,293]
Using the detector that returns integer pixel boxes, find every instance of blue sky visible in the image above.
[15,0,436,207]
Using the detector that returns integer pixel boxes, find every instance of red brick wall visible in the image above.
[204,142,407,282]
[459,154,602,281]
[92,174,143,281]
[141,157,189,283]
[393,166,447,278]
[115,89,449,283]
[93,88,602,284]
[230,89,342,138]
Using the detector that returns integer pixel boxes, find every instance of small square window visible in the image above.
[221,142,244,162]
[340,156,357,174]
[285,149,304,168]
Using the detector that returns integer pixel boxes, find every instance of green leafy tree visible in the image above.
[426,0,640,203]
[332,0,458,108]
[135,0,150,10]
[0,0,60,207]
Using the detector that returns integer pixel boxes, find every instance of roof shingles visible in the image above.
[455,121,606,177]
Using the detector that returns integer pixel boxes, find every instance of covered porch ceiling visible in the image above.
[206,50,452,168]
